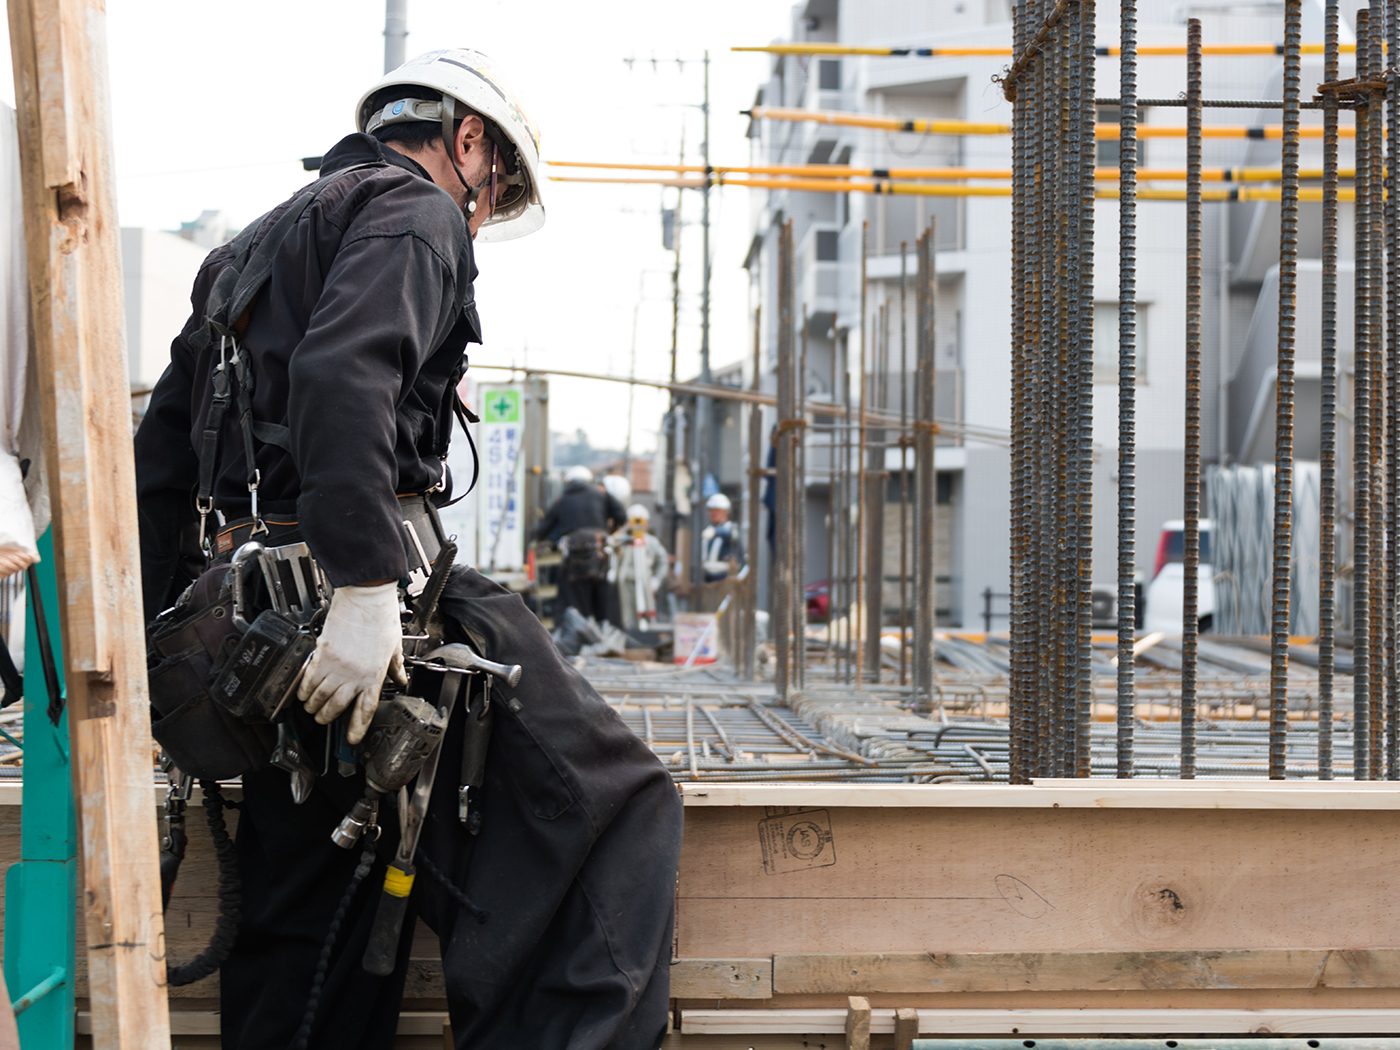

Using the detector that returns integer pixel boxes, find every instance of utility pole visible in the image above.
[384,0,407,72]
[691,50,713,601]
[663,131,685,557]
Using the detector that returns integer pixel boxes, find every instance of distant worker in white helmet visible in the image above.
[701,493,746,584]
[534,464,626,623]
[135,48,679,1050]
[611,504,668,631]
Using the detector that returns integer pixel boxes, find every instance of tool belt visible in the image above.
[562,527,609,584]
[213,493,448,593]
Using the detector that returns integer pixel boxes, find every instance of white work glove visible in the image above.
[298,582,407,745]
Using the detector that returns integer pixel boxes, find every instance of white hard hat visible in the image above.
[706,493,732,512]
[627,503,650,523]
[602,474,632,504]
[356,49,545,242]
[564,465,593,484]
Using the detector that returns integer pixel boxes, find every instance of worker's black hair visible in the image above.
[362,86,463,152]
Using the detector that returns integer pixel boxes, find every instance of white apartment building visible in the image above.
[739,0,1360,628]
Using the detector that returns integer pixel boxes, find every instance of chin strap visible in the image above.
[440,95,493,216]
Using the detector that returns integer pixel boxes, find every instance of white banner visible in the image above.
[476,383,526,572]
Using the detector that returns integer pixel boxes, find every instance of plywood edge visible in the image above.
[772,950,1400,994]
[671,958,773,999]
[680,783,1400,810]
[679,1008,1400,1036]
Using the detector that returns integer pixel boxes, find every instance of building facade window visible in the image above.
[818,59,842,90]
[1092,302,1147,383]
[816,230,840,262]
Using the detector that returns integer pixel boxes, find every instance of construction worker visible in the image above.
[612,504,668,631]
[135,50,679,1050]
[534,464,626,624]
[701,493,746,584]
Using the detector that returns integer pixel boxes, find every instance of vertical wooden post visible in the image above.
[845,995,871,1050]
[6,0,172,1046]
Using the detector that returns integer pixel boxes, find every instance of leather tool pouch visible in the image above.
[147,564,275,780]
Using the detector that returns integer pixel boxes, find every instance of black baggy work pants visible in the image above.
[219,568,683,1050]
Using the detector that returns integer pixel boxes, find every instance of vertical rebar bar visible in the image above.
[1269,0,1303,780]
[795,306,809,693]
[827,323,839,676]
[1181,18,1203,780]
[774,221,795,701]
[914,225,938,705]
[856,222,869,686]
[1073,0,1096,779]
[843,327,855,686]
[1317,0,1340,780]
[1354,14,1373,781]
[899,244,911,691]
[867,305,887,682]
[745,306,761,682]
[1009,0,1030,781]
[1034,0,1053,778]
[1117,0,1139,778]
[1053,13,1072,779]
[1387,0,1399,780]
[1365,4,1386,780]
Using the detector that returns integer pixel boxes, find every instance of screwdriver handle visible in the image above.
[362,862,414,976]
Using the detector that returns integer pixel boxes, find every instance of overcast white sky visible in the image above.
[1,0,796,454]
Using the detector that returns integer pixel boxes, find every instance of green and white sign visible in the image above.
[477,384,527,571]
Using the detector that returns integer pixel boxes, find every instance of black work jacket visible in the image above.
[533,483,626,545]
[135,134,480,616]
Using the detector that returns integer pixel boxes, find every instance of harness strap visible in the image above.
[437,396,480,508]
[193,162,385,547]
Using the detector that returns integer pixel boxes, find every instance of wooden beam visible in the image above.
[679,782,1400,809]
[5,0,170,1046]
[678,1008,1400,1036]
[771,950,1400,994]
[670,958,773,999]
[678,806,1400,958]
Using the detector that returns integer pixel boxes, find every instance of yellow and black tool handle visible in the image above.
[362,861,415,976]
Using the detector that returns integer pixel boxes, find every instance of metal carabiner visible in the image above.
[248,468,268,536]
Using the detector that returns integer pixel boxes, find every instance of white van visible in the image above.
[1143,519,1215,635]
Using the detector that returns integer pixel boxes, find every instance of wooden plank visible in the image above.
[670,959,773,999]
[678,1008,1400,1035]
[7,0,171,1045]
[846,996,872,1050]
[771,950,1383,994]
[676,807,1400,958]
[76,1011,453,1037]
[680,783,1400,810]
[894,1008,919,1050]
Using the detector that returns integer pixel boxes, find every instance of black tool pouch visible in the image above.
[563,528,607,583]
[147,563,275,780]
[149,644,274,781]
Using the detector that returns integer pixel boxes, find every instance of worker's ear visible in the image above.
[455,114,486,169]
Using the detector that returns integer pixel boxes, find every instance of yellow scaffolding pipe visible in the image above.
[748,105,1358,139]
[547,159,1356,182]
[734,42,1359,57]
[548,173,1358,202]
